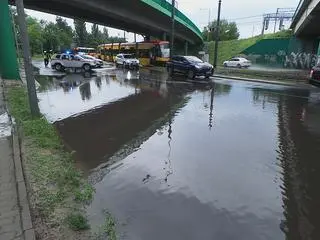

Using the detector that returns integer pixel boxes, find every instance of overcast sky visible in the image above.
[26,0,300,42]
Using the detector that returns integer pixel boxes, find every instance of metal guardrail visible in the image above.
[144,0,203,40]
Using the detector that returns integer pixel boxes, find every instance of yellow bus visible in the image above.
[73,47,96,56]
[96,41,170,66]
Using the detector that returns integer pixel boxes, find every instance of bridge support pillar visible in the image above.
[184,41,188,56]
[317,40,320,65]
[163,32,167,41]
[0,0,20,80]
[144,35,151,42]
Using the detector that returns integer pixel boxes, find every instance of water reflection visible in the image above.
[79,81,92,101]
[85,79,320,240]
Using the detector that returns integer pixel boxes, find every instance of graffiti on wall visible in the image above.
[252,51,319,70]
[282,52,318,69]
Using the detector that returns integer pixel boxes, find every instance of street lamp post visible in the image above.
[170,0,175,59]
[213,0,222,69]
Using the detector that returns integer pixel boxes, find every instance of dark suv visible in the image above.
[166,56,214,79]
[310,64,320,84]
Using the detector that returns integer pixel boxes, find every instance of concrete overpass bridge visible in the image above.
[291,0,320,59]
[0,0,203,80]
[291,0,320,37]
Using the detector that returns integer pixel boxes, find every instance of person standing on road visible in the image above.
[43,50,52,67]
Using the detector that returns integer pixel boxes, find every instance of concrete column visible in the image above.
[163,32,167,41]
[0,0,20,80]
[144,35,151,42]
[184,41,188,56]
[317,40,320,65]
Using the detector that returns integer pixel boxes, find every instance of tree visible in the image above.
[102,27,109,42]
[203,19,240,42]
[42,22,60,51]
[74,19,88,46]
[26,17,43,55]
[55,17,73,50]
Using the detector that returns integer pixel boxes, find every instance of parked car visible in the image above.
[51,53,96,71]
[80,55,103,68]
[309,65,320,84]
[223,57,251,68]
[115,54,140,69]
[166,56,214,79]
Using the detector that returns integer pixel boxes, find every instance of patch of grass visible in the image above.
[92,211,117,240]
[208,30,293,65]
[6,86,95,228]
[74,183,95,203]
[32,54,43,60]
[65,213,90,231]
[103,212,117,240]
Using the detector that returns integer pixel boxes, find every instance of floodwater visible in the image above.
[37,69,320,240]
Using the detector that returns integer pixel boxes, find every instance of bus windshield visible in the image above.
[160,43,170,58]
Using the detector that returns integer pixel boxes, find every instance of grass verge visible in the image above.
[215,67,309,83]
[6,85,94,236]
[207,30,293,65]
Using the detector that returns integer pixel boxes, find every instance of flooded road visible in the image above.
[37,69,320,240]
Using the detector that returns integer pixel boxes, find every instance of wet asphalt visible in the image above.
[36,63,320,240]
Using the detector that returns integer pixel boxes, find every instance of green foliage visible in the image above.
[65,213,90,231]
[74,183,95,203]
[208,31,294,65]
[6,86,95,225]
[208,36,260,65]
[27,16,43,55]
[74,19,88,46]
[103,212,117,240]
[203,19,240,42]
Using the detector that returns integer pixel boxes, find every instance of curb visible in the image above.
[2,80,36,240]
[213,74,311,88]
[11,125,36,240]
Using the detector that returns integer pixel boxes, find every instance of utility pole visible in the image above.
[273,8,279,33]
[208,9,211,42]
[261,17,266,36]
[213,0,222,69]
[16,0,40,117]
[170,0,175,59]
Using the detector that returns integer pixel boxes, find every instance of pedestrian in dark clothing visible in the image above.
[43,51,51,67]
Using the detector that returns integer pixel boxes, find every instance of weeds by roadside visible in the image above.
[66,213,90,231]
[6,85,94,237]
[92,210,117,240]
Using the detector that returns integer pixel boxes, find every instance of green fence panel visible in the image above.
[0,0,20,80]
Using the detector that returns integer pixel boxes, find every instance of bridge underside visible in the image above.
[23,0,202,44]
[293,0,320,38]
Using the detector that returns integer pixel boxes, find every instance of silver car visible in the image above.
[115,54,140,69]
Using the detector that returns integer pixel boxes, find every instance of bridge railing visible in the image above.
[144,0,203,40]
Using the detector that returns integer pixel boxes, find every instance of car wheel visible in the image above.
[55,63,63,71]
[83,64,91,71]
[224,63,228,67]
[188,70,195,79]
[237,64,242,68]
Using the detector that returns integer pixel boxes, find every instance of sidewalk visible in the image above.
[0,80,35,240]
